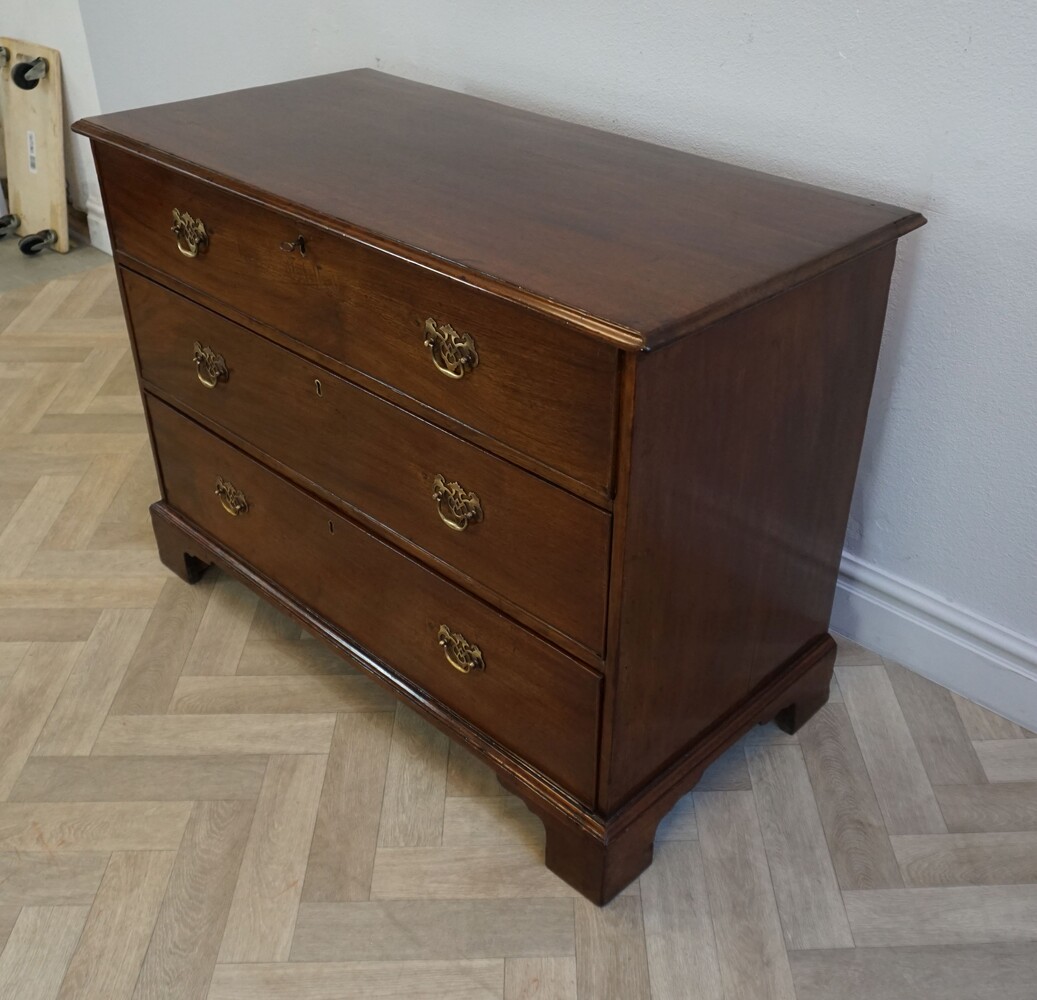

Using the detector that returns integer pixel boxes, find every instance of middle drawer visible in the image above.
[124,268,610,655]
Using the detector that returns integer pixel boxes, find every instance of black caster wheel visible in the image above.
[0,214,19,238]
[18,230,57,256]
[12,58,48,91]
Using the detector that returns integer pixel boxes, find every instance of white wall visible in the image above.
[3,0,105,247]
[78,0,1037,725]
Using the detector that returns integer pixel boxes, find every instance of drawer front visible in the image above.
[147,395,601,802]
[100,144,618,493]
[126,269,610,654]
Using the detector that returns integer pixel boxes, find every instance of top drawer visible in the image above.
[96,144,618,494]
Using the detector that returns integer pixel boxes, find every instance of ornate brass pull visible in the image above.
[437,625,484,674]
[171,208,208,258]
[193,342,228,389]
[215,476,248,516]
[431,474,482,531]
[423,318,479,379]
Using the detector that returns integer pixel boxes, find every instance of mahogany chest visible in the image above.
[75,70,924,903]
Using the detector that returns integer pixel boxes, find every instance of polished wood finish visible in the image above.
[602,245,897,808]
[75,69,924,903]
[122,269,611,655]
[95,144,619,494]
[75,69,922,347]
[147,396,601,803]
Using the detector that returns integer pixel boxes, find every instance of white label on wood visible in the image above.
[27,131,38,174]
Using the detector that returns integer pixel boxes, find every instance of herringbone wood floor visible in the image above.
[2,264,1037,1000]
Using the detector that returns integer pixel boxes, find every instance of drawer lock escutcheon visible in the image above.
[437,625,484,674]
[215,476,249,517]
[431,473,483,531]
[423,318,479,379]
[192,341,228,388]
[171,208,209,258]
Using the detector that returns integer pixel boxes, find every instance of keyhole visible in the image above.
[328,520,334,534]
[314,379,322,397]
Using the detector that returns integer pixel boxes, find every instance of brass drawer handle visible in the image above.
[215,476,248,516]
[193,341,228,388]
[171,208,208,258]
[431,474,482,531]
[423,318,479,379]
[437,625,484,674]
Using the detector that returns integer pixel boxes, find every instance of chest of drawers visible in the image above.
[75,70,924,904]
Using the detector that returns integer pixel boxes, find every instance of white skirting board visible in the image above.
[833,552,1037,731]
[85,194,111,254]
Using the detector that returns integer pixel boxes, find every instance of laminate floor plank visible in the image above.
[837,665,947,834]
[697,743,753,791]
[33,609,152,756]
[290,899,575,961]
[10,759,267,804]
[0,608,99,642]
[0,642,29,678]
[181,574,258,676]
[976,740,1037,782]
[0,905,89,1000]
[891,832,1037,886]
[654,791,697,841]
[446,743,508,798]
[0,577,165,609]
[207,960,504,1000]
[833,633,885,667]
[0,801,191,852]
[56,850,175,1000]
[0,907,17,955]
[0,474,81,578]
[0,642,82,799]
[441,795,545,849]
[219,755,327,963]
[934,782,1037,832]
[108,576,214,715]
[885,661,986,785]
[168,674,394,714]
[47,346,125,415]
[574,895,651,1000]
[789,942,1037,1000]
[10,755,268,803]
[843,884,1037,946]
[236,638,357,676]
[92,713,336,756]
[694,791,796,1000]
[639,840,722,1000]
[100,443,158,526]
[40,452,136,551]
[132,800,255,1000]
[953,693,1034,741]
[22,549,165,579]
[370,845,578,899]
[377,706,449,849]
[0,853,109,906]
[746,745,853,949]
[301,712,394,902]
[505,957,577,1000]
[247,601,303,642]
[798,704,903,889]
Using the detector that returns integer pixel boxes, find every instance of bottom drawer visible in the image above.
[147,395,601,803]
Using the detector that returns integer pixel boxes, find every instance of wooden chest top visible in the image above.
[74,69,923,348]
